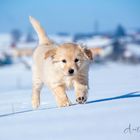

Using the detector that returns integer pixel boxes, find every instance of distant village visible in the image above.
[0,24,140,67]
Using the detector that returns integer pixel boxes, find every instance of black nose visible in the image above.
[68,69,74,74]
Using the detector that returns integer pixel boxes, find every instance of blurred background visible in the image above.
[0,0,140,139]
[0,0,140,67]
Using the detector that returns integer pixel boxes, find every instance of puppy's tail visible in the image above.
[29,16,52,45]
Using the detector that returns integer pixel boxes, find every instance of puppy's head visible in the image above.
[44,43,96,76]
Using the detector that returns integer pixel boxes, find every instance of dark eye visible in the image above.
[75,58,79,62]
[62,59,67,63]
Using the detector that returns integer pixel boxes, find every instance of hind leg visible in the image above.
[32,65,43,109]
[32,81,43,109]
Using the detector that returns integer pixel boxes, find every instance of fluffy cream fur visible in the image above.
[30,16,101,109]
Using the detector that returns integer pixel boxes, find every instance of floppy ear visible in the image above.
[84,48,93,60]
[83,48,93,60]
[78,44,93,60]
[44,49,56,59]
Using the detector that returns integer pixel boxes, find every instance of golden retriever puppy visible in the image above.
[29,16,101,109]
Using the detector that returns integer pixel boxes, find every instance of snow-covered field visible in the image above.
[0,62,140,140]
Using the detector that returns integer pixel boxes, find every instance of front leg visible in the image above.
[53,85,71,107]
[74,80,88,104]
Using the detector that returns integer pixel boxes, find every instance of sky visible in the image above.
[0,0,140,34]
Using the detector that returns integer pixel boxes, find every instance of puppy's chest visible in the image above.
[64,77,74,89]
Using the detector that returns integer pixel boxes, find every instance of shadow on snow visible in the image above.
[0,91,140,118]
[86,91,140,104]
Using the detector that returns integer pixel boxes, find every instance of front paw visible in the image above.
[76,96,87,104]
[57,100,71,107]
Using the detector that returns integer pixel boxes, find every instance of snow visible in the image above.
[78,36,112,48]
[16,42,37,49]
[126,44,140,56]
[0,33,12,48]
[0,62,140,140]
[50,35,73,44]
[0,64,32,92]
